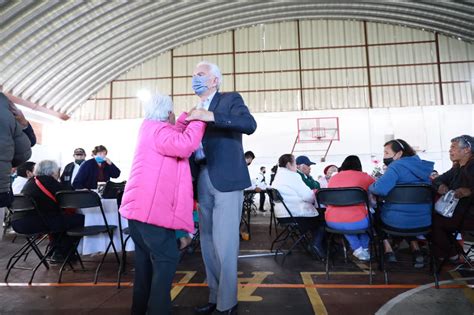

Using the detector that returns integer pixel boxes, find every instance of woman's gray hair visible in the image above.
[196,61,222,90]
[34,160,60,177]
[451,135,474,153]
[143,93,173,121]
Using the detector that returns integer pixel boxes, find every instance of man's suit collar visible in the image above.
[208,91,221,112]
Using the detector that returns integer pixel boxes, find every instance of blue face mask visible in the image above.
[192,75,209,96]
[95,156,105,163]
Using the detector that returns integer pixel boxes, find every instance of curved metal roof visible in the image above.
[1,1,473,119]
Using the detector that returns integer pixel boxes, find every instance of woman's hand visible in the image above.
[454,187,472,199]
[8,100,29,128]
[437,184,449,195]
[105,157,112,165]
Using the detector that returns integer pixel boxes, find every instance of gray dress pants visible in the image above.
[198,167,243,311]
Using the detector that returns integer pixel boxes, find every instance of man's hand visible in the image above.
[454,187,471,199]
[437,184,449,195]
[185,109,214,122]
[8,99,29,128]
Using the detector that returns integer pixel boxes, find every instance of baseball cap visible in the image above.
[296,155,316,166]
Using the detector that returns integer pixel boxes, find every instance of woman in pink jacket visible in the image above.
[120,93,205,315]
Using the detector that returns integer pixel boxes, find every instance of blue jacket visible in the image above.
[72,158,121,190]
[369,155,434,229]
[190,92,257,192]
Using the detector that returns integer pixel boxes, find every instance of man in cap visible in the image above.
[296,155,320,190]
[60,148,86,190]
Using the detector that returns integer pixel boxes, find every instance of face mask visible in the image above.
[383,157,394,166]
[192,75,209,96]
[95,156,105,163]
[75,159,84,165]
[262,171,266,174]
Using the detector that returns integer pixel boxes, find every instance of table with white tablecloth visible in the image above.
[77,198,134,255]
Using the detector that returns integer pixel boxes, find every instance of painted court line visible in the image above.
[0,282,467,289]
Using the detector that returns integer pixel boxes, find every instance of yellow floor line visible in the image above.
[449,271,474,304]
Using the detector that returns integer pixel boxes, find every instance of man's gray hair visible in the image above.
[143,93,173,121]
[451,135,474,153]
[34,160,59,177]
[197,61,222,90]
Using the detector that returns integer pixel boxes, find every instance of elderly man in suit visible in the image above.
[187,61,257,315]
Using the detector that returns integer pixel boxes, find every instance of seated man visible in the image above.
[296,155,320,190]
[12,161,35,194]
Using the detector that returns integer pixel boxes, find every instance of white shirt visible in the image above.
[195,91,217,160]
[71,162,82,184]
[12,176,28,194]
[271,167,318,218]
[255,172,267,189]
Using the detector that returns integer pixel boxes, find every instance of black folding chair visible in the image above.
[267,189,278,235]
[115,190,132,288]
[5,195,53,284]
[56,190,120,283]
[376,184,439,288]
[316,187,376,284]
[268,188,313,265]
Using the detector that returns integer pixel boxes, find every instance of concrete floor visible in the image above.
[0,212,473,314]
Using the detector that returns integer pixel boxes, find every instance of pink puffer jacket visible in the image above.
[119,113,205,232]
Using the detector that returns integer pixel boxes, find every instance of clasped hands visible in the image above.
[185,107,215,122]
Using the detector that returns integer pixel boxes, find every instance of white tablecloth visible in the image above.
[77,198,134,255]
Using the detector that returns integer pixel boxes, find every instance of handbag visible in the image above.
[434,190,459,218]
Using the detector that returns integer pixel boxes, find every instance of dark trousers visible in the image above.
[128,219,179,315]
[432,211,474,258]
[11,213,84,256]
[259,192,265,210]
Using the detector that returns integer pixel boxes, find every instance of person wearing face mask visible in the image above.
[186,61,257,315]
[369,139,434,267]
[72,145,121,190]
[60,148,87,190]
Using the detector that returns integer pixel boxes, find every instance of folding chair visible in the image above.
[316,187,376,284]
[56,190,120,283]
[267,189,278,235]
[376,184,439,288]
[115,190,132,288]
[267,188,313,265]
[5,195,53,284]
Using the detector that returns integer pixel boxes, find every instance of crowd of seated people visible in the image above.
[268,135,474,268]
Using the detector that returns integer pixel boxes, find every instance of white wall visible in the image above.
[29,104,473,182]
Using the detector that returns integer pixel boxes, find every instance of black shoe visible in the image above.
[413,250,424,268]
[213,304,238,314]
[384,251,397,263]
[195,303,217,314]
[258,208,266,212]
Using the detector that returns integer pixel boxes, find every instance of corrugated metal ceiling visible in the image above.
[0,1,473,119]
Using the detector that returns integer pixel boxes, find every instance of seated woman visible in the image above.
[12,160,85,262]
[369,139,433,267]
[119,93,205,314]
[72,145,121,190]
[271,154,325,259]
[432,135,474,262]
[325,155,375,261]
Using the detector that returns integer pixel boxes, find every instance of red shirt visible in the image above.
[325,170,375,223]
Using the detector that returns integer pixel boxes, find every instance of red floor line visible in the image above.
[0,282,466,289]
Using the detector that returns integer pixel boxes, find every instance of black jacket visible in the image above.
[433,158,474,218]
[60,162,77,190]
